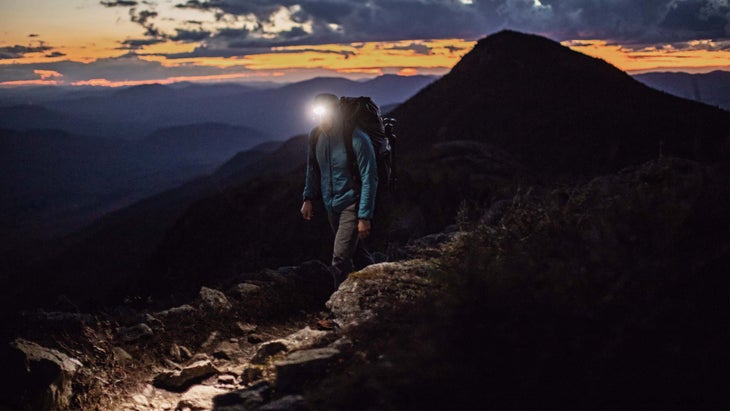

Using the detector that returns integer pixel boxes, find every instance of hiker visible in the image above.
[301,93,377,289]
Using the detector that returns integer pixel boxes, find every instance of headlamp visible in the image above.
[312,105,328,117]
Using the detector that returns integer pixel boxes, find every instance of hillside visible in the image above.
[132,30,729,303]
[391,31,729,177]
[11,138,301,310]
[4,157,727,410]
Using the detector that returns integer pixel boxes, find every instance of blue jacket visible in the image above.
[302,123,378,220]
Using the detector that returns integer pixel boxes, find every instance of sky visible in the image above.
[1,0,729,87]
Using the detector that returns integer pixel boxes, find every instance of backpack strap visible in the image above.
[343,121,361,190]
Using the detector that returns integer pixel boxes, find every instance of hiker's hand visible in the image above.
[301,200,313,221]
[358,219,371,239]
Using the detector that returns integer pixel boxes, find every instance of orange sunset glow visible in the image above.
[1,1,728,87]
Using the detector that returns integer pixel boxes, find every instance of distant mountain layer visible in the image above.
[633,70,729,110]
[0,121,272,249]
[0,75,437,139]
[143,122,272,165]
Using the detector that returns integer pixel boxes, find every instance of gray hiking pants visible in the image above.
[327,202,373,285]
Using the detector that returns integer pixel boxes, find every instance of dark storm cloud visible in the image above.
[118,38,167,50]
[130,8,163,37]
[99,1,167,41]
[163,0,729,59]
[100,0,138,6]
[170,29,213,42]
[383,42,433,55]
[0,44,53,60]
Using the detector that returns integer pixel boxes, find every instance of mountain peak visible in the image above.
[391,30,728,176]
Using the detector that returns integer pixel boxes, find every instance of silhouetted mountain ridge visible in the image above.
[391,30,728,176]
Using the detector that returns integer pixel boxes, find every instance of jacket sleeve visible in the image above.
[352,128,378,219]
[302,129,321,201]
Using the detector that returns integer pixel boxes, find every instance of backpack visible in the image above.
[310,96,397,194]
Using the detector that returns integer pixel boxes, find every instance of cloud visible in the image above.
[383,42,432,55]
[118,38,167,50]
[45,51,67,58]
[100,0,138,6]
[170,29,213,42]
[99,1,166,40]
[0,53,256,84]
[130,8,163,37]
[163,0,729,57]
[0,44,53,60]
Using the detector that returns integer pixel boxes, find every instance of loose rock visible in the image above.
[200,287,232,313]
[236,322,258,335]
[212,381,271,411]
[118,323,154,342]
[157,304,196,317]
[153,360,219,391]
[177,385,227,410]
[113,346,133,364]
[250,341,288,364]
[240,366,264,385]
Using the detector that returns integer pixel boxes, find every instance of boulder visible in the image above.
[229,283,261,299]
[177,385,228,410]
[200,287,232,313]
[326,262,431,329]
[153,360,219,392]
[157,304,197,317]
[274,348,340,393]
[4,338,83,410]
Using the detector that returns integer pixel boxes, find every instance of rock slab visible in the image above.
[274,347,341,393]
[153,360,219,392]
[4,338,83,410]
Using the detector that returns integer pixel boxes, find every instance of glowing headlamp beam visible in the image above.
[312,105,327,117]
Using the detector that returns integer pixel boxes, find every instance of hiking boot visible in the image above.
[330,265,349,291]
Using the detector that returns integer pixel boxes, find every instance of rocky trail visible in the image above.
[4,237,446,411]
